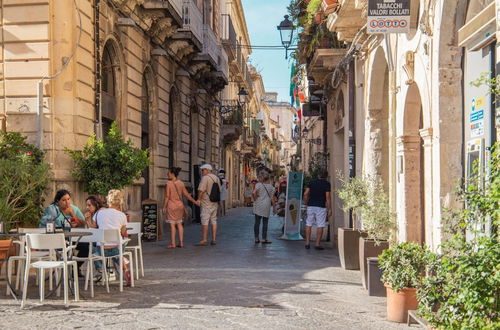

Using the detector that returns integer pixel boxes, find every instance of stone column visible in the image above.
[396,135,423,243]
[419,128,434,248]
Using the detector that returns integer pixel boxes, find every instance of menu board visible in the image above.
[142,200,158,241]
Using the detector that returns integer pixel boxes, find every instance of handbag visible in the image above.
[172,181,190,221]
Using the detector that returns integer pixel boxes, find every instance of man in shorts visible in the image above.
[195,163,221,246]
[303,170,332,250]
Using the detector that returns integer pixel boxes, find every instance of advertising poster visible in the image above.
[281,171,304,240]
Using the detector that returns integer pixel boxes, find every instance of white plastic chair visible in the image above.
[125,222,144,280]
[71,229,109,297]
[101,229,134,292]
[6,228,54,296]
[21,233,79,308]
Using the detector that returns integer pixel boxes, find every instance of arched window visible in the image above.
[101,43,118,136]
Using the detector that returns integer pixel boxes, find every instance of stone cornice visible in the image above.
[396,135,421,151]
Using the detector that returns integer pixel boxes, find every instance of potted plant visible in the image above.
[417,142,500,329]
[378,242,429,323]
[0,131,50,231]
[66,122,149,197]
[336,173,368,270]
[357,176,396,289]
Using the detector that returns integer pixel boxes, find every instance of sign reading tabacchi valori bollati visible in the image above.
[367,0,410,34]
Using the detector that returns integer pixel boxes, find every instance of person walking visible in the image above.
[303,170,332,250]
[163,167,199,249]
[218,169,228,217]
[195,164,220,246]
[252,171,276,244]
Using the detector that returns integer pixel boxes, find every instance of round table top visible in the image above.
[0,231,92,238]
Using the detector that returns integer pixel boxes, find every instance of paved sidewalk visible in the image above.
[0,207,411,329]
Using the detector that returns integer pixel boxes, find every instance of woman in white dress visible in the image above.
[252,171,276,244]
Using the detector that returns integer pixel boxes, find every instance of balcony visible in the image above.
[308,43,347,82]
[143,0,183,25]
[221,14,237,62]
[326,0,365,41]
[174,0,203,50]
[241,127,260,156]
[221,101,243,144]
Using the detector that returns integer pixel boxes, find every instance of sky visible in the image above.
[241,0,292,103]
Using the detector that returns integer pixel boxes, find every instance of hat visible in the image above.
[200,164,213,171]
[219,169,225,174]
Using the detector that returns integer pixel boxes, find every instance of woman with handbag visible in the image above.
[163,167,199,249]
[252,171,276,244]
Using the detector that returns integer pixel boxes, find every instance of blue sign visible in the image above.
[470,110,484,122]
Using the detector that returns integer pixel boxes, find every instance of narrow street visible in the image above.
[0,208,408,329]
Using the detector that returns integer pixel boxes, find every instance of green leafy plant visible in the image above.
[337,173,397,243]
[417,142,500,329]
[379,242,430,292]
[0,132,50,230]
[66,122,149,196]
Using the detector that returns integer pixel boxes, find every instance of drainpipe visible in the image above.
[385,36,398,218]
[94,0,102,139]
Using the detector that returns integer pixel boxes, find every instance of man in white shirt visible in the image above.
[195,164,220,246]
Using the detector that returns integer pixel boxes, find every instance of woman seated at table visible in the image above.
[91,189,132,286]
[39,189,85,230]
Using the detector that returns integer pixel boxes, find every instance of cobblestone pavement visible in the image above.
[0,207,412,329]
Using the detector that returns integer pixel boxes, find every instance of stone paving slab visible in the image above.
[0,207,414,329]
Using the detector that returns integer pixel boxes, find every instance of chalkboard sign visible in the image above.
[142,199,158,241]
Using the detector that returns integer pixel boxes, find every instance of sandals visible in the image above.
[195,241,209,246]
[177,243,184,248]
[210,241,217,246]
[166,244,176,249]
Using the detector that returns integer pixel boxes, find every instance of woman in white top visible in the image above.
[90,189,131,286]
[252,171,276,244]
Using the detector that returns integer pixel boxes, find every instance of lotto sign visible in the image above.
[368,0,410,34]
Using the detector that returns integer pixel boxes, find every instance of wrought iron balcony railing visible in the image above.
[221,100,243,126]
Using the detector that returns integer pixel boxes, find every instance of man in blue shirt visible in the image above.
[303,170,332,250]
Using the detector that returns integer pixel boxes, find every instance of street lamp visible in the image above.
[238,87,249,106]
[277,15,295,59]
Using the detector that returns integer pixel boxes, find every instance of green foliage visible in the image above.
[66,122,149,196]
[470,72,500,99]
[337,173,397,242]
[0,132,50,230]
[379,242,430,292]
[417,142,500,329]
[306,0,322,25]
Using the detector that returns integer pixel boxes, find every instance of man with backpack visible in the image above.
[195,163,221,246]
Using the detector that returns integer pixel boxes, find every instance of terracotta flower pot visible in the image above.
[385,284,418,323]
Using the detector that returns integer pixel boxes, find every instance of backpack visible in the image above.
[208,176,221,203]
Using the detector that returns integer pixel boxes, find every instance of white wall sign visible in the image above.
[367,0,410,34]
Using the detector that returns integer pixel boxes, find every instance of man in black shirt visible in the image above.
[303,170,332,250]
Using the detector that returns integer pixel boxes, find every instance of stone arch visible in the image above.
[100,36,126,136]
[364,46,390,191]
[398,83,425,244]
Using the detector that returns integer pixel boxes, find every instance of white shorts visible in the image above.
[201,204,218,225]
[306,206,327,228]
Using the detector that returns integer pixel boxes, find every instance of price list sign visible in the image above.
[142,200,158,241]
[368,0,410,34]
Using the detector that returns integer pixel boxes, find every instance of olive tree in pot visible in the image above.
[378,242,429,323]
[336,173,368,270]
[357,176,397,290]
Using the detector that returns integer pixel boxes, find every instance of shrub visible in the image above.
[66,122,149,196]
[379,242,430,292]
[417,142,500,329]
[0,132,50,230]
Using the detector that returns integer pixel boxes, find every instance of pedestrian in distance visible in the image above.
[252,171,276,244]
[218,169,228,217]
[244,182,253,206]
[302,170,332,250]
[195,164,221,246]
[163,167,199,249]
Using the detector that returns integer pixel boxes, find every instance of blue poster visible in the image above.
[281,172,304,240]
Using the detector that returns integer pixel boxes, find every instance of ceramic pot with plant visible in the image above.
[379,242,429,323]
